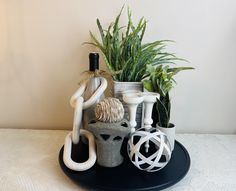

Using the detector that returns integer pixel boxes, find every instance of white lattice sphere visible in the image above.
[127,128,172,172]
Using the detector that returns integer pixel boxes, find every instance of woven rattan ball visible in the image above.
[95,97,124,123]
[127,128,171,172]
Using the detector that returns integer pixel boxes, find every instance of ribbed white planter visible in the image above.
[157,124,175,151]
[113,81,143,129]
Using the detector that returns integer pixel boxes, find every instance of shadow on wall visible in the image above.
[0,0,99,129]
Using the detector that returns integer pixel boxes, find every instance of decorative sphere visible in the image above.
[127,128,171,172]
[95,97,124,123]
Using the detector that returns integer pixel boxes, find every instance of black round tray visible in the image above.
[59,139,190,191]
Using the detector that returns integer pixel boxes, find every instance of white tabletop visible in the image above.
[0,129,235,191]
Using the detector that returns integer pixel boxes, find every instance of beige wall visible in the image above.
[0,0,236,133]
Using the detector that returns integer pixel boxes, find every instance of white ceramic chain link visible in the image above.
[63,77,107,171]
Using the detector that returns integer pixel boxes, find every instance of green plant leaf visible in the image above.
[143,80,154,92]
[89,31,105,52]
[96,19,105,44]
[156,97,169,127]
[167,67,194,75]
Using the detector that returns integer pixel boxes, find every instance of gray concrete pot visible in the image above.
[113,81,143,129]
[87,119,131,167]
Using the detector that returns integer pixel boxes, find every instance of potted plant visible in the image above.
[143,65,194,151]
[87,7,181,128]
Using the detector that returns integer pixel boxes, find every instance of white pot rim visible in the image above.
[113,81,143,85]
[157,123,175,129]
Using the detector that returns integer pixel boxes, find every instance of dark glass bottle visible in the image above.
[83,53,105,129]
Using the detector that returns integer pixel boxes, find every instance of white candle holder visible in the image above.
[142,92,159,152]
[143,92,159,130]
[123,91,144,133]
[123,91,159,152]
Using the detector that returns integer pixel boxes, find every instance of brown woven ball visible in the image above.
[95,97,124,123]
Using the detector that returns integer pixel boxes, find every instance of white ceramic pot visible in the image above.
[157,123,175,151]
[113,81,143,129]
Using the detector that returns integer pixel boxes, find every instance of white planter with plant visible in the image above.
[157,123,175,152]
[144,65,194,151]
[88,7,181,129]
